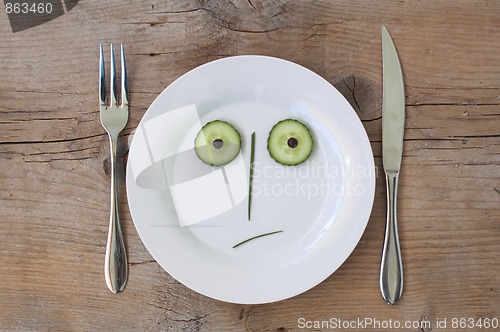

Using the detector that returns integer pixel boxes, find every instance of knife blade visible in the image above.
[380,26,405,305]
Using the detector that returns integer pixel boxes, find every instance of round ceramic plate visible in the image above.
[126,56,375,304]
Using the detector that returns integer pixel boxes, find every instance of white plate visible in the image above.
[126,56,375,304]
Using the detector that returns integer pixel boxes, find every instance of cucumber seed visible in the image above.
[287,137,299,148]
[213,138,224,149]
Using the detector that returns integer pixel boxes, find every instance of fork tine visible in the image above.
[120,44,128,107]
[99,44,106,106]
[110,44,117,106]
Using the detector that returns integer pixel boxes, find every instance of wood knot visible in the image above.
[102,148,129,179]
[334,75,381,122]
[103,156,111,176]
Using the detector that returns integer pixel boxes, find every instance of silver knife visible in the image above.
[380,26,405,305]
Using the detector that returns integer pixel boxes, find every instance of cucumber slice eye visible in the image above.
[194,120,241,166]
[267,119,313,166]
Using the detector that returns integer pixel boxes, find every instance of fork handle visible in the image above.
[104,134,128,293]
[380,170,403,304]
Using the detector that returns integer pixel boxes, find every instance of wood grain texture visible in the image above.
[0,0,499,331]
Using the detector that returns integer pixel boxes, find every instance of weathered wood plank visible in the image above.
[0,0,499,331]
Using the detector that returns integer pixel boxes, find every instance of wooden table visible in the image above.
[1,1,499,330]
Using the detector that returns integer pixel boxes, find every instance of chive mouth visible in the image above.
[233,230,283,248]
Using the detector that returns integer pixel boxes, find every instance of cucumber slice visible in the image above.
[194,120,241,166]
[267,119,313,166]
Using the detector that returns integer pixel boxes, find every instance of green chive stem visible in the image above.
[248,132,256,220]
[232,230,283,249]
[495,188,500,194]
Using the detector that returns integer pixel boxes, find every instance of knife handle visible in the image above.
[380,170,403,304]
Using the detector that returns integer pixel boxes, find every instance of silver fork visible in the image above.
[99,44,128,293]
